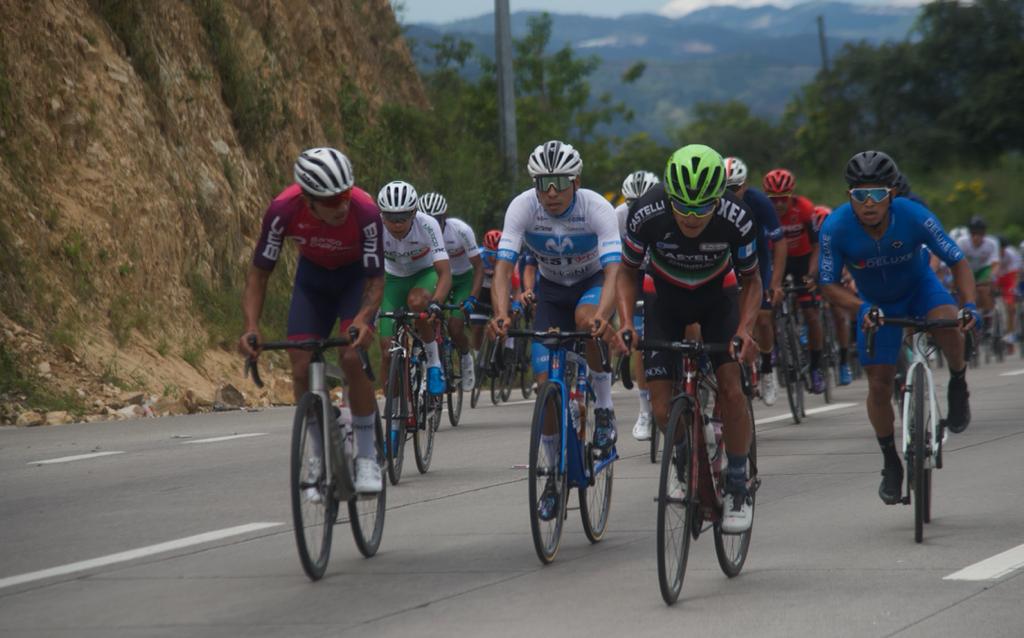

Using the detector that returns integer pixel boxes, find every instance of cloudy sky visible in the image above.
[398,0,926,23]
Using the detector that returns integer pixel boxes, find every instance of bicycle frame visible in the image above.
[899,333,945,469]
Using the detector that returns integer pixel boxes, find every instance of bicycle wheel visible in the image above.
[528,382,567,564]
[993,309,1005,363]
[909,364,927,543]
[780,319,801,424]
[447,347,464,426]
[580,391,613,543]
[348,410,386,557]
[383,351,408,486]
[490,345,502,405]
[657,396,696,605]
[714,401,756,577]
[291,392,338,581]
[519,336,534,400]
[413,360,437,474]
[499,352,515,402]
[649,422,660,464]
[822,310,836,404]
[471,338,490,409]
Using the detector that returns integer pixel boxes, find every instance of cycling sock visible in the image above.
[638,388,652,414]
[877,434,900,467]
[541,434,558,464]
[472,349,479,361]
[810,349,822,370]
[461,352,474,369]
[950,365,966,380]
[504,336,514,349]
[839,348,848,365]
[760,352,773,373]
[726,452,747,486]
[425,341,441,368]
[592,371,613,409]
[353,413,376,458]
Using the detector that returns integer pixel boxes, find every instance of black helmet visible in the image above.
[998,235,1010,249]
[844,150,899,187]
[968,215,986,232]
[893,172,911,197]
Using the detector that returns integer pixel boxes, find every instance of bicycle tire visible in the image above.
[348,410,386,557]
[822,309,836,404]
[911,364,927,543]
[657,396,696,606]
[579,389,613,543]
[499,352,515,402]
[413,359,437,474]
[780,319,801,424]
[517,332,534,399]
[528,382,567,564]
[291,392,337,581]
[447,346,464,426]
[384,351,407,486]
[714,401,756,577]
[994,309,1005,363]
[650,423,660,464]
[471,338,489,409]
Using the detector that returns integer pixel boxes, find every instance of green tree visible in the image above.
[675,101,786,172]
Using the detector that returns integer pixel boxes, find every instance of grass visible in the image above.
[1,343,88,417]
[109,294,149,346]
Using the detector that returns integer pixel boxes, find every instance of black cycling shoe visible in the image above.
[944,375,970,433]
[537,477,560,522]
[879,462,904,505]
[593,408,618,454]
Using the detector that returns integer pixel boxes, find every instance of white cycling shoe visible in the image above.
[761,370,778,406]
[461,354,476,390]
[354,457,383,494]
[632,411,653,441]
[721,491,753,533]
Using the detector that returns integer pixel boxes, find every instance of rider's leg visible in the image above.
[804,304,823,367]
[288,350,313,402]
[716,362,752,456]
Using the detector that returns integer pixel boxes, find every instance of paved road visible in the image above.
[2,358,1023,637]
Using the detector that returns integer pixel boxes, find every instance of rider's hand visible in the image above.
[461,295,477,314]
[239,330,261,358]
[959,303,980,332]
[615,325,637,355]
[489,315,510,338]
[804,272,819,292]
[427,300,444,320]
[590,315,614,341]
[861,304,884,331]
[768,287,784,307]
[730,328,757,364]
[348,320,375,349]
[521,288,536,306]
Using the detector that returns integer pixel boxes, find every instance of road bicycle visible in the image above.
[507,327,616,564]
[776,282,810,423]
[245,332,385,580]
[820,299,841,403]
[628,337,759,605]
[438,303,466,427]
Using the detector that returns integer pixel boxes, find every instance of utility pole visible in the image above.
[817,15,829,73]
[495,0,518,186]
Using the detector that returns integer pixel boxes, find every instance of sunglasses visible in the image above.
[382,211,415,223]
[767,192,793,201]
[849,187,891,204]
[311,189,352,207]
[670,197,717,218]
[535,175,575,193]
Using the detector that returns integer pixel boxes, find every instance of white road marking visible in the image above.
[944,543,1024,581]
[28,451,125,465]
[999,369,1024,377]
[0,522,283,591]
[756,402,857,425]
[182,433,267,444]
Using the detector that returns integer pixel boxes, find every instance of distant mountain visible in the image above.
[406,2,920,140]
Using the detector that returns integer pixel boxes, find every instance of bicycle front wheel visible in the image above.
[580,393,613,543]
[384,351,408,485]
[714,400,756,577]
[447,347,464,426]
[528,382,567,564]
[909,364,928,543]
[471,339,489,409]
[291,392,338,581]
[657,397,696,605]
[822,310,836,404]
[348,410,386,557]
[779,320,801,424]
[414,362,438,474]
[650,423,660,464]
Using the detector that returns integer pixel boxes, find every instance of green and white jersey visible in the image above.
[442,217,480,276]
[383,212,448,276]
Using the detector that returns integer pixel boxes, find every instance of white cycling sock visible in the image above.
[353,413,376,459]
[425,341,440,368]
[461,352,474,369]
[639,388,652,415]
[592,371,613,409]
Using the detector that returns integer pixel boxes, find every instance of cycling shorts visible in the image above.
[288,257,367,340]
[470,286,492,324]
[973,264,993,284]
[447,269,474,314]
[379,268,438,338]
[856,270,955,367]
[785,253,819,308]
[996,271,1018,304]
[643,287,739,381]
[531,271,604,375]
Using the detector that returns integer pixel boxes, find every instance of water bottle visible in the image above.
[569,398,581,433]
[703,416,722,471]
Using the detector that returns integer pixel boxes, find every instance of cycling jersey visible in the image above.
[744,188,783,304]
[441,218,480,276]
[480,247,497,288]
[383,212,448,277]
[957,236,999,276]
[497,188,621,286]
[778,195,817,258]
[1001,246,1021,273]
[818,197,964,304]
[253,184,383,275]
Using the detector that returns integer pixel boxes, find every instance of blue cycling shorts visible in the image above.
[531,271,604,375]
[856,270,955,366]
[287,257,367,340]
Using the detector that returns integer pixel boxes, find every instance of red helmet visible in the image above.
[483,229,502,250]
[763,169,796,195]
[812,205,832,233]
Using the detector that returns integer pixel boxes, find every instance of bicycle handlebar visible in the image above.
[864,310,968,359]
[244,328,375,388]
[506,328,611,372]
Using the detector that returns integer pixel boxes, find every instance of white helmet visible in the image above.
[377,181,418,213]
[621,170,659,200]
[418,192,448,216]
[723,156,748,188]
[527,140,583,178]
[949,226,968,244]
[293,147,354,197]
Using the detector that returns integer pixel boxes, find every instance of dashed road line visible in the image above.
[944,543,1024,581]
[28,451,125,466]
[181,433,267,444]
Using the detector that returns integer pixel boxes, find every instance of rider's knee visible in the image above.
[407,288,430,311]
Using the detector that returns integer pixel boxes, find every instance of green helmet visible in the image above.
[664,144,727,206]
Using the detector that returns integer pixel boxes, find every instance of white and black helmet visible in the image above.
[724,157,749,188]
[293,147,354,197]
[418,192,448,217]
[621,170,659,200]
[527,140,583,178]
[377,180,419,213]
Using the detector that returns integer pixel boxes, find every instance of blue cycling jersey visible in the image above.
[819,197,963,304]
[744,188,783,277]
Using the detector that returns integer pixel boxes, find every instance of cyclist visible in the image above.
[813,205,853,385]
[616,170,661,440]
[957,215,1000,336]
[239,147,385,494]
[818,150,976,506]
[893,171,928,206]
[764,168,826,394]
[617,144,762,533]
[490,140,622,520]
[418,192,483,391]
[725,157,787,404]
[377,180,452,397]
[471,229,502,353]
[997,236,1020,348]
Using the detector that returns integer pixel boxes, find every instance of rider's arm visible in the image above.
[493,259,514,320]
[242,263,272,335]
[771,236,787,291]
[950,259,977,307]
[616,263,639,332]
[354,274,384,326]
[737,270,762,334]
[821,283,862,315]
[468,254,484,299]
[432,259,452,304]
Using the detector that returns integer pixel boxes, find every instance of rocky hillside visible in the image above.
[0,0,426,424]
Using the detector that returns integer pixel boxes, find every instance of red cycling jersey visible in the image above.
[778,195,817,258]
[252,184,384,275]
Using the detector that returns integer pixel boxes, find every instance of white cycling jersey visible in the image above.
[442,217,480,276]
[1001,245,1021,273]
[383,212,448,277]
[497,188,621,286]
[957,235,999,273]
